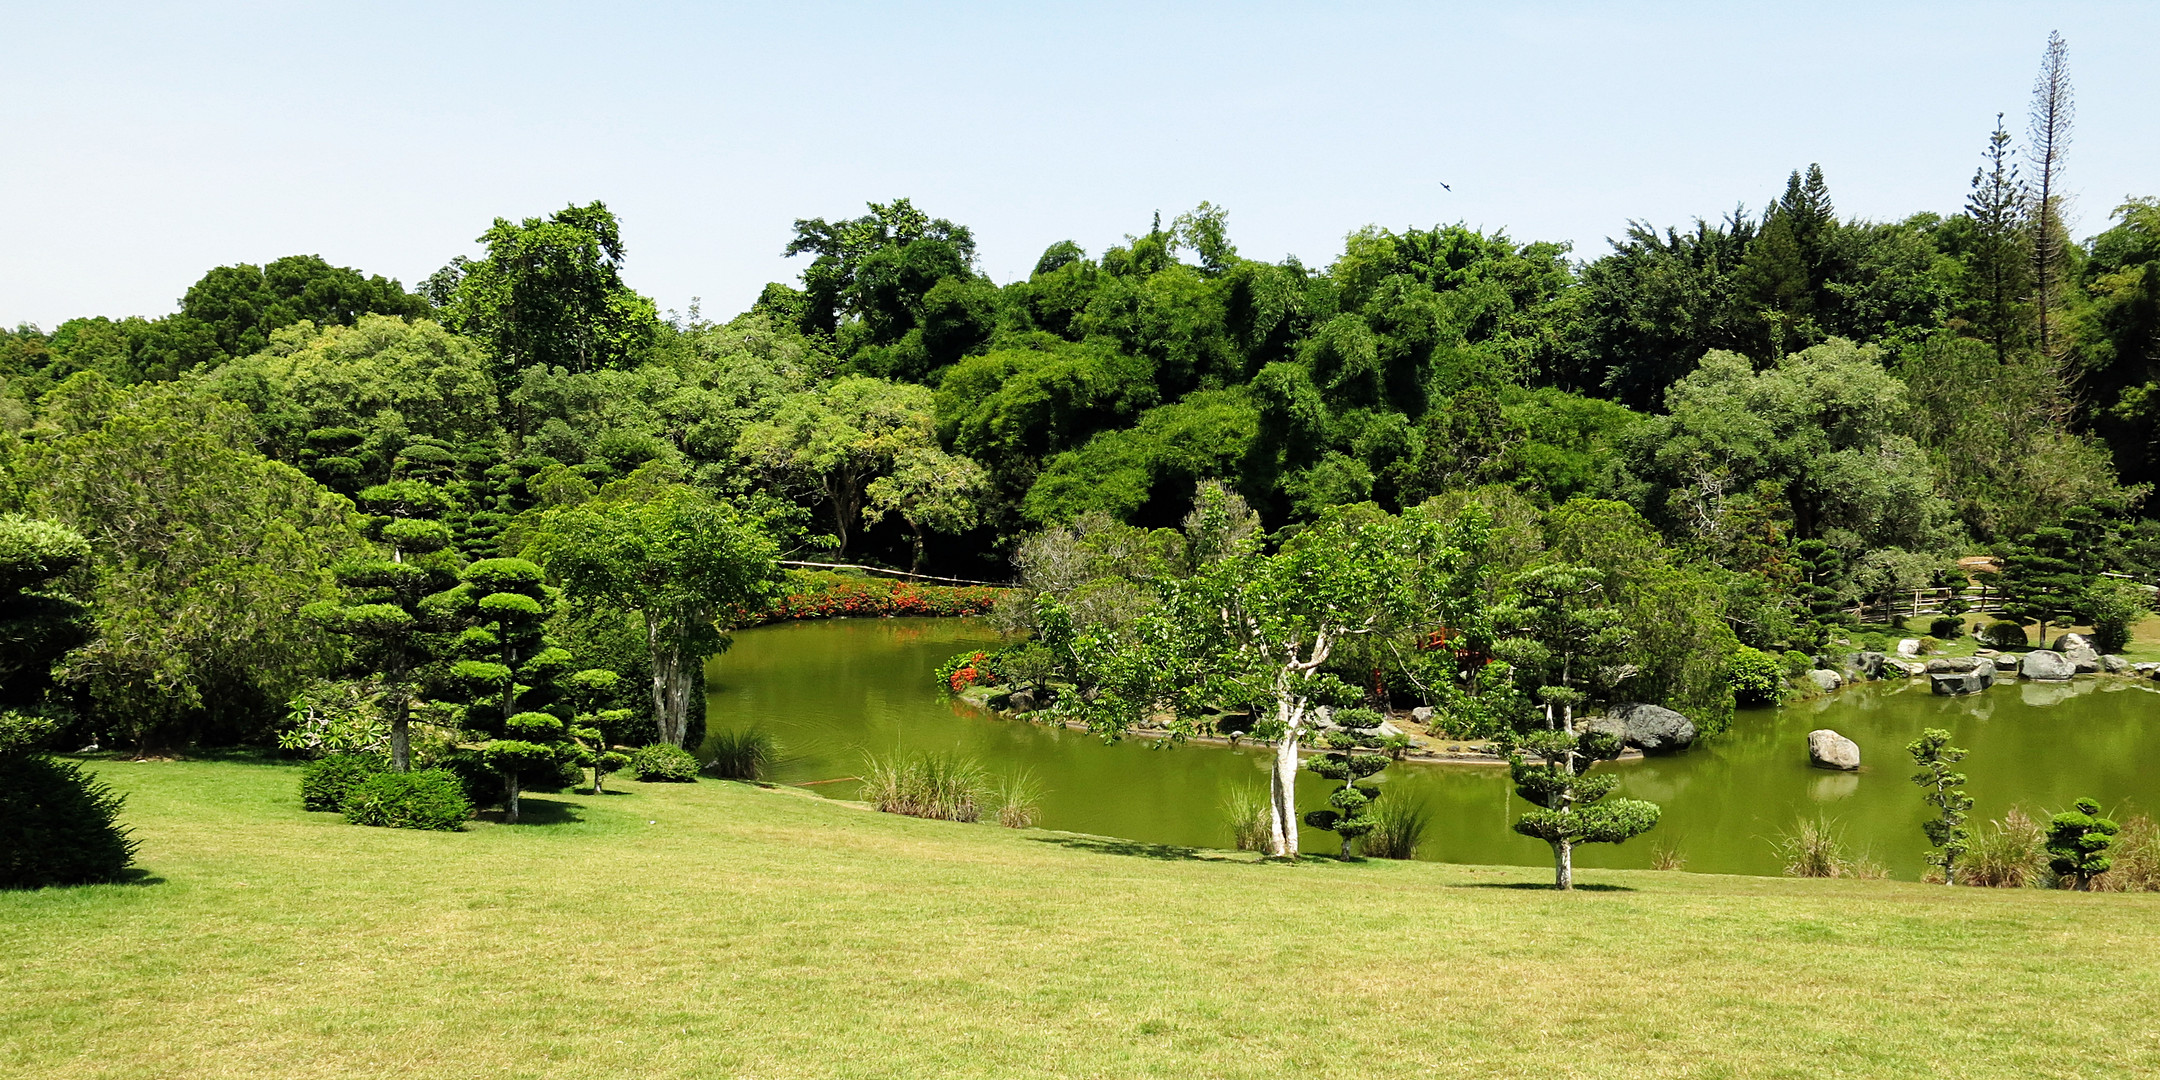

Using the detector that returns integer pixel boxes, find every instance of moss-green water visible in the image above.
[706,618,2160,877]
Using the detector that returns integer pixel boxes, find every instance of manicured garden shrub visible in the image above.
[1983,620,2028,649]
[0,754,138,889]
[1780,650,1814,677]
[1915,635,1941,655]
[300,752,389,812]
[2045,797,2119,890]
[703,728,777,781]
[629,743,700,782]
[1728,646,1785,707]
[1929,616,1966,639]
[341,769,471,830]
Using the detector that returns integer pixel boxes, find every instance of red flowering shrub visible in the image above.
[731,571,1008,626]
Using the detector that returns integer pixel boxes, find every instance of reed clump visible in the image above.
[860,752,986,823]
[703,727,779,782]
[2094,814,2160,892]
[992,769,1043,829]
[1773,814,1886,879]
[1361,796,1432,860]
[1221,784,1270,852]
[1961,807,2046,887]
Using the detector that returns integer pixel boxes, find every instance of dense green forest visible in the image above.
[3,87,2157,760]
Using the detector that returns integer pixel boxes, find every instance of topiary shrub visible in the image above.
[0,754,139,889]
[1728,646,1786,707]
[1983,620,2028,649]
[300,752,389,812]
[341,769,471,830]
[629,743,700,782]
[1915,635,1941,655]
[1781,650,1815,677]
[1929,616,1965,639]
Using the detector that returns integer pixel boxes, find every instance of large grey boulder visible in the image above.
[2053,632,2093,652]
[2102,654,2132,675]
[2021,650,2076,682]
[1925,656,1983,674]
[2065,645,2102,673]
[1992,654,2021,672]
[1808,668,1844,693]
[1849,651,1889,680]
[1896,638,1923,658]
[1930,667,1994,695]
[1602,702,1698,755]
[1808,729,1861,771]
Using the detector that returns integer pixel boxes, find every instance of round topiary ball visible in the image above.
[628,743,700,783]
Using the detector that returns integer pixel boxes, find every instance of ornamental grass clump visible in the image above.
[341,769,471,830]
[1771,814,1885,879]
[1361,796,1432,860]
[859,751,984,823]
[1221,784,1270,852]
[2093,814,2160,892]
[703,728,779,782]
[629,743,701,783]
[992,769,1043,829]
[1961,807,2046,887]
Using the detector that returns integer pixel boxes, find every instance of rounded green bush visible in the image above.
[1983,620,2028,649]
[1728,646,1785,707]
[300,752,388,812]
[341,769,471,830]
[629,743,700,782]
[0,754,138,889]
[1928,616,1965,639]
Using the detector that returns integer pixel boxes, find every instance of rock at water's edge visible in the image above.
[1808,729,1861,771]
[1603,702,1698,755]
[2021,650,2076,681]
[2102,654,2132,674]
[1808,668,1844,693]
[1930,667,1994,695]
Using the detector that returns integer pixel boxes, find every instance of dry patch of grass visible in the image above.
[4,757,2160,1078]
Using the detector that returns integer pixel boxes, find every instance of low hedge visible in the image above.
[630,743,700,782]
[341,769,471,830]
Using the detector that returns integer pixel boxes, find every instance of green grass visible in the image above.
[7,757,2160,1078]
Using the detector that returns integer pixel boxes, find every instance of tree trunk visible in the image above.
[389,694,411,773]
[909,525,926,575]
[647,617,695,748]
[1552,839,1574,890]
[504,774,522,824]
[1268,721,1301,859]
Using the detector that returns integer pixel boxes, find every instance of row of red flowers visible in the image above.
[729,570,1006,626]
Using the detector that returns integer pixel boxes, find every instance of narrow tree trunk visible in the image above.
[504,775,522,824]
[1269,720,1301,859]
[647,617,688,747]
[389,694,411,773]
[1553,839,1574,890]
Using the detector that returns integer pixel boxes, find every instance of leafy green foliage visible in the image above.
[0,754,137,888]
[1302,708,1394,858]
[1728,646,1786,707]
[341,769,471,830]
[434,201,661,382]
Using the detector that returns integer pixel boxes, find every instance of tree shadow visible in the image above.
[114,868,166,887]
[484,798,586,826]
[1027,836,1232,863]
[1457,881,1636,892]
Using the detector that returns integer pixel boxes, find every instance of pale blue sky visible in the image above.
[5,2,2156,329]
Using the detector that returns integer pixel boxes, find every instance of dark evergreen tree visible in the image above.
[1302,707,1393,859]
[2045,797,2118,890]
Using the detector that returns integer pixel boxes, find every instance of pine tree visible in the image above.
[304,519,461,771]
[2026,31,2075,362]
[1965,114,2034,363]
[437,558,578,823]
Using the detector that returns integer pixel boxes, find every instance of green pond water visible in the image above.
[702,617,2160,878]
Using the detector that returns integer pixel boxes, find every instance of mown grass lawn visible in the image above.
[6,757,2160,1079]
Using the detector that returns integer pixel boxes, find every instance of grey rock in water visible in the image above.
[1808,668,1844,693]
[1925,656,1984,674]
[1603,702,1698,755]
[2102,654,2132,674]
[1808,729,1862,771]
[1006,689,1038,713]
[1850,651,1890,679]
[1993,654,2022,671]
[1930,667,1994,695]
[2065,646,2102,673]
[2021,650,2076,682]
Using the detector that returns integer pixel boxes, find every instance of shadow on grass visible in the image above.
[114,868,166,887]
[1458,881,1636,892]
[1027,836,1227,862]
[482,798,586,826]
